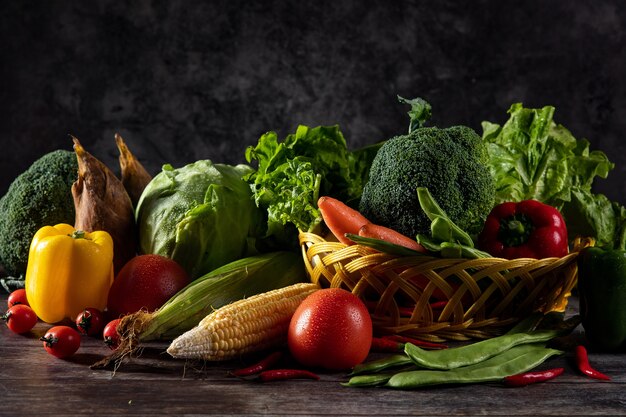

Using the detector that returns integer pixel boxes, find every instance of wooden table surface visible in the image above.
[1,293,625,417]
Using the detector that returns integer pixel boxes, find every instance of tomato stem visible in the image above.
[40,335,59,348]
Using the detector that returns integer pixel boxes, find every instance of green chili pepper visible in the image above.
[404,329,562,370]
[578,246,626,352]
[387,344,562,389]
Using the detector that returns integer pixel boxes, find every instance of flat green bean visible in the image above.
[350,354,413,376]
[387,345,562,389]
[450,343,551,371]
[439,241,492,259]
[342,373,395,387]
[416,187,475,247]
[404,329,561,370]
[429,216,475,248]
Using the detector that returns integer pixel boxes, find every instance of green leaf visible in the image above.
[398,96,432,133]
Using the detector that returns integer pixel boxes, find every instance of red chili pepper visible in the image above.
[383,335,447,350]
[370,337,403,352]
[257,369,320,382]
[503,367,565,387]
[477,200,568,259]
[429,300,448,310]
[575,345,611,381]
[398,306,414,317]
[230,351,284,377]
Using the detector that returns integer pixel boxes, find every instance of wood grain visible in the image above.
[1,294,625,416]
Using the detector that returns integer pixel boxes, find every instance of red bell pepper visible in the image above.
[477,200,568,259]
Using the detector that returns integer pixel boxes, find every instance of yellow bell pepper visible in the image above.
[25,223,114,323]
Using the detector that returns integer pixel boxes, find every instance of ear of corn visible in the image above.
[166,282,320,361]
[92,252,309,370]
[137,251,307,342]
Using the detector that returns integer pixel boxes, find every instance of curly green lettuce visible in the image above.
[482,103,626,249]
[245,125,378,236]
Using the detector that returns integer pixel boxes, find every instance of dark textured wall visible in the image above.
[1,1,624,204]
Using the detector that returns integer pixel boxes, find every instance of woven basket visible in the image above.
[299,232,580,342]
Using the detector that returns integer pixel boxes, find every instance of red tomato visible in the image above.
[288,288,373,370]
[7,289,29,308]
[106,254,190,317]
[3,304,38,334]
[41,326,80,359]
[75,308,105,336]
[103,318,122,350]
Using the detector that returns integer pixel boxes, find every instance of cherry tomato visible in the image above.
[106,254,190,317]
[288,288,373,370]
[103,318,122,350]
[2,304,38,334]
[75,307,105,336]
[7,288,29,308]
[40,326,81,358]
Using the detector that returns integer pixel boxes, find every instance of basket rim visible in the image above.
[298,231,580,341]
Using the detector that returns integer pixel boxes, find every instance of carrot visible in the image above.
[318,196,370,245]
[358,223,425,252]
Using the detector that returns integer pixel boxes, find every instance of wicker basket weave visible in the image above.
[299,232,580,342]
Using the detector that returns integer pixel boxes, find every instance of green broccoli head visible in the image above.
[359,125,495,238]
[0,150,78,276]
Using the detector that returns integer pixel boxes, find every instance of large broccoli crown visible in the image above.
[359,124,495,238]
[0,150,77,275]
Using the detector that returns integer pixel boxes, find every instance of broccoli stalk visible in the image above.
[359,98,495,239]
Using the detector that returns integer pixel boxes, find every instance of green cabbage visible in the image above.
[136,160,265,279]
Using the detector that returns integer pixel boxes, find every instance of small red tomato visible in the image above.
[288,288,373,370]
[3,304,38,334]
[103,318,122,350]
[41,326,81,359]
[7,288,29,308]
[106,254,190,317]
[75,308,105,336]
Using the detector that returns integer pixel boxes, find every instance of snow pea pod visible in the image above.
[387,344,562,389]
[405,329,561,370]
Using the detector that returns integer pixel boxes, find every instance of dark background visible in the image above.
[1,1,624,204]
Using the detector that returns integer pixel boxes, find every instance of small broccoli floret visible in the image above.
[359,125,495,238]
[0,150,77,276]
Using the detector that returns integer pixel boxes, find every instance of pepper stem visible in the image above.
[498,214,534,247]
[69,230,86,239]
[507,220,525,235]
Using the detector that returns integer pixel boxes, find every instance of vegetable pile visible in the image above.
[0,96,623,390]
